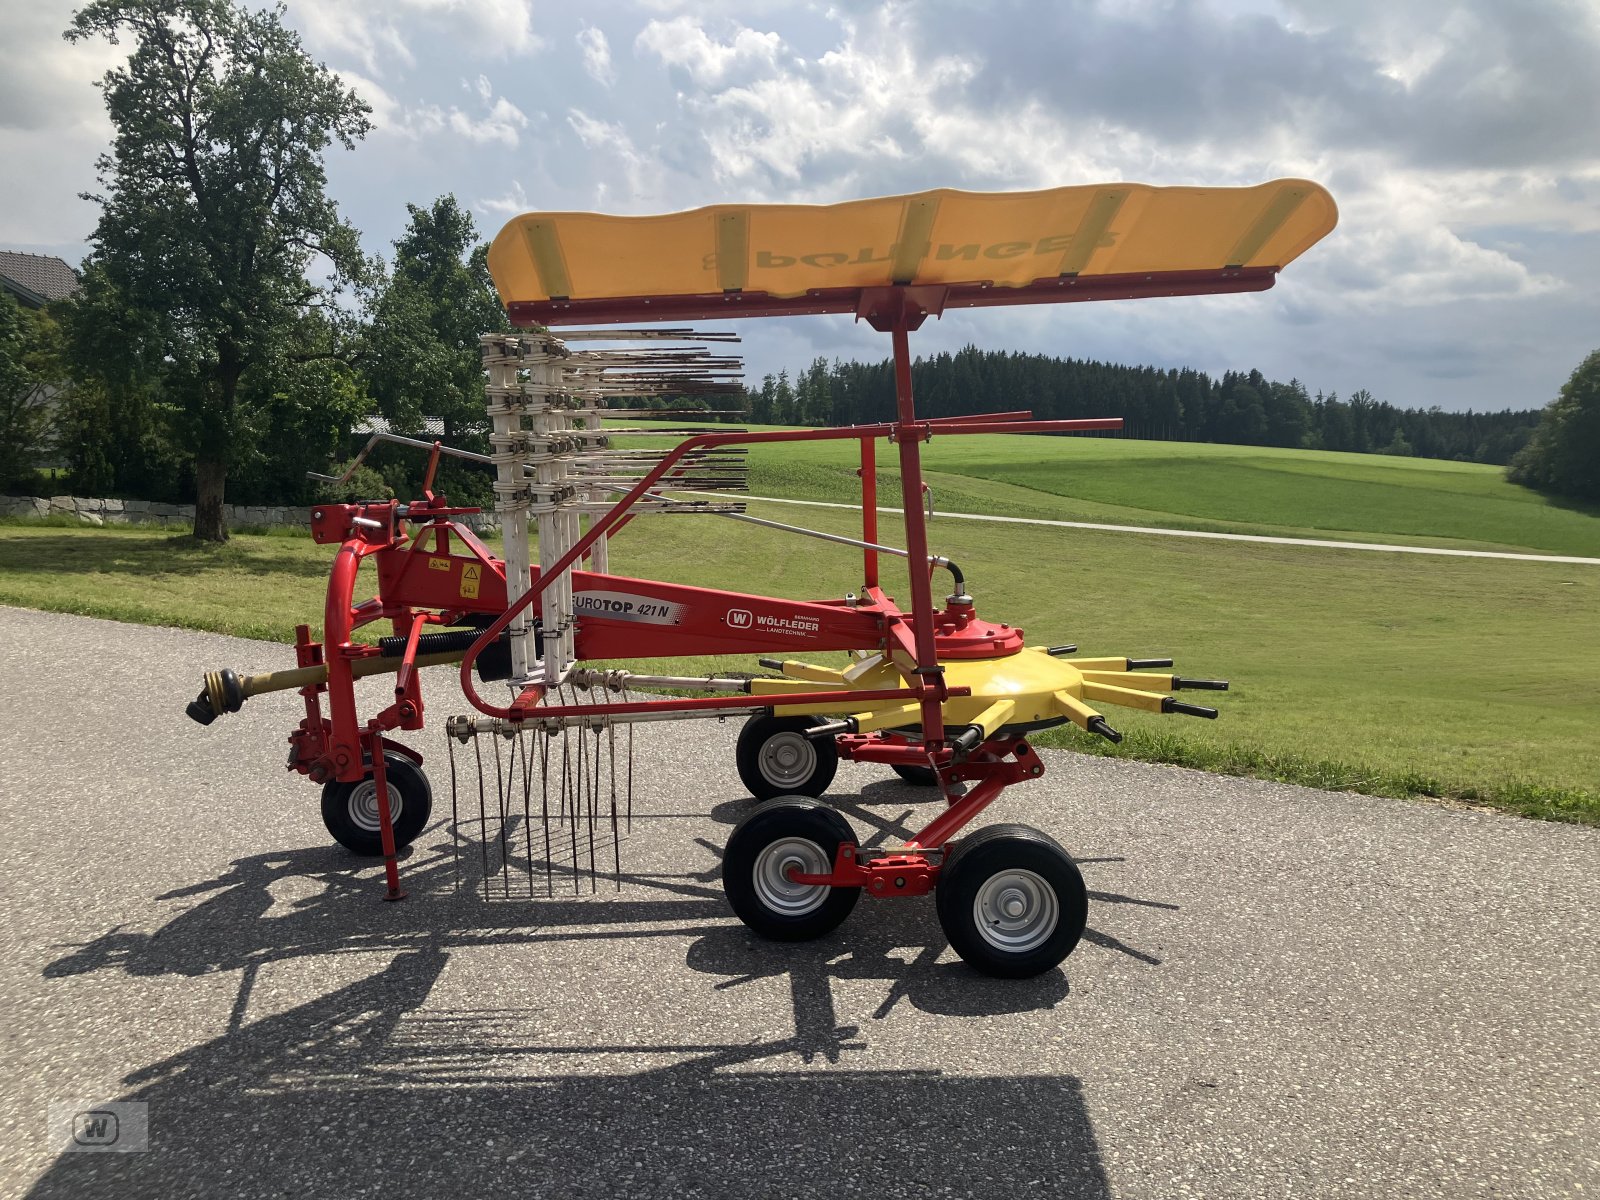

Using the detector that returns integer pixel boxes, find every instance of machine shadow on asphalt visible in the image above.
[32,810,1179,1197]
[29,937,1114,1197]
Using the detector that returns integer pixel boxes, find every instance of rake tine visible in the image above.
[493,732,510,899]
[448,730,460,892]
[520,727,535,898]
[540,724,553,899]
[608,716,621,891]
[474,736,489,903]
[624,682,634,835]
[564,724,578,895]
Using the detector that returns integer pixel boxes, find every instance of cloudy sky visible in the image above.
[4,0,1598,412]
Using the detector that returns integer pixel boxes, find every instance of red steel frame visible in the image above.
[289,275,1284,895]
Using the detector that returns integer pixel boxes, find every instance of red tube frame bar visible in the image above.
[455,414,1120,723]
[462,282,1125,749]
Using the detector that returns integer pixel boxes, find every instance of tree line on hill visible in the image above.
[0,0,1594,539]
[747,351,1541,466]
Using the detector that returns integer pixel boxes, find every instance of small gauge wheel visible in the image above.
[321,751,432,856]
[736,713,839,800]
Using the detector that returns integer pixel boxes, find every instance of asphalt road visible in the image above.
[1,606,1596,1199]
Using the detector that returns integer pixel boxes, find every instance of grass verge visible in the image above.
[1030,724,1597,825]
[2,498,1597,826]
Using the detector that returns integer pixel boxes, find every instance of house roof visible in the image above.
[0,251,81,307]
[352,416,448,437]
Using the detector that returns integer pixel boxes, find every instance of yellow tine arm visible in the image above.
[847,701,926,735]
[749,676,848,697]
[767,697,923,733]
[769,659,847,684]
[1068,657,1131,672]
[1069,655,1174,673]
[967,697,1018,740]
[1053,689,1103,730]
[1082,681,1169,714]
[1054,689,1124,744]
[1080,671,1175,691]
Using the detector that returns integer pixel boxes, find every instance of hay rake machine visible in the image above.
[188,180,1337,976]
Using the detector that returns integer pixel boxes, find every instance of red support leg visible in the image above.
[366,723,407,901]
[858,435,879,591]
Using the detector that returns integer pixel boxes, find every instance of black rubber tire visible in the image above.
[935,824,1087,978]
[736,714,839,800]
[723,797,861,940]
[320,751,432,857]
[891,763,939,787]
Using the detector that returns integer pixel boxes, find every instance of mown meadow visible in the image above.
[3,431,1596,822]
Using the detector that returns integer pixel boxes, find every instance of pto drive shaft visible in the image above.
[185,631,509,725]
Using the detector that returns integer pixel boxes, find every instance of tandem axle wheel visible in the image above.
[722,799,1087,978]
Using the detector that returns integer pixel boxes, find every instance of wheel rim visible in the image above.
[348,778,403,833]
[752,836,832,917]
[973,868,1059,953]
[758,731,817,789]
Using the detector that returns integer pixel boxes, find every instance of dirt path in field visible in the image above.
[725,493,1600,565]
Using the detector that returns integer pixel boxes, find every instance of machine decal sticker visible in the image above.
[576,590,682,625]
[459,563,482,599]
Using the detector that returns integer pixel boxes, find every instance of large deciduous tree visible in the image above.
[66,0,371,540]
[1507,350,1600,503]
[360,196,507,505]
[0,295,66,491]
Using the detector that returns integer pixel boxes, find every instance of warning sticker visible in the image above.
[460,563,482,599]
[428,556,451,572]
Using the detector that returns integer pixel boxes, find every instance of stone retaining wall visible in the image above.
[0,494,500,532]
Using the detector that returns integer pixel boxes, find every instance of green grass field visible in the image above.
[3,431,1597,823]
[705,430,1600,557]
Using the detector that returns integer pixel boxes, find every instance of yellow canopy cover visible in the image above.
[488,179,1336,324]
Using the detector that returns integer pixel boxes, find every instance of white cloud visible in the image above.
[567,110,659,206]
[1306,169,1563,307]
[292,3,417,74]
[477,180,529,218]
[290,0,543,75]
[388,76,531,146]
[450,97,529,146]
[8,0,1600,412]
[0,4,118,247]
[630,6,1592,324]
[332,70,402,131]
[577,27,616,87]
[635,15,782,85]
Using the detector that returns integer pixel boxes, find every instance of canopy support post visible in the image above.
[886,292,948,752]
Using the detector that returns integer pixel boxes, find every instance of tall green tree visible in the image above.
[66,0,371,540]
[0,295,65,490]
[359,196,508,504]
[1507,350,1600,503]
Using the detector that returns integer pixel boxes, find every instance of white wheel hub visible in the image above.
[758,732,817,788]
[752,836,831,917]
[974,868,1059,953]
[348,778,402,833]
